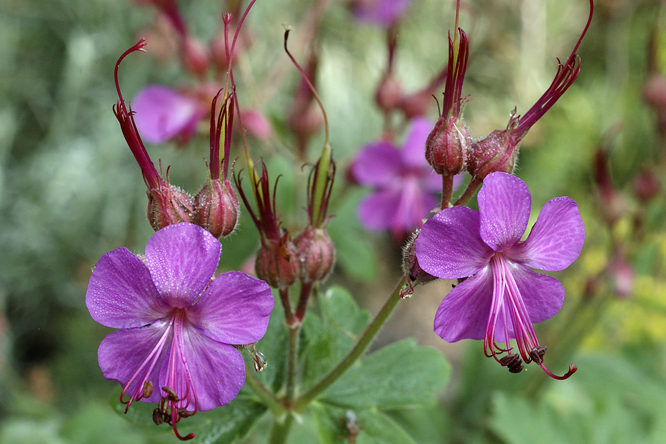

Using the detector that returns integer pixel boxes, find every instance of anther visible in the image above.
[499,354,524,374]
[141,381,154,399]
[529,345,547,365]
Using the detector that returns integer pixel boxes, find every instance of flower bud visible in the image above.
[643,74,666,108]
[182,37,210,77]
[399,89,433,119]
[401,231,437,295]
[633,169,660,203]
[194,178,239,238]
[240,109,273,141]
[287,101,323,142]
[255,236,300,290]
[147,185,195,232]
[425,115,471,176]
[608,256,633,299]
[294,227,335,283]
[468,116,520,180]
[375,74,403,112]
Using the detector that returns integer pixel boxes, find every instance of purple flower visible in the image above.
[416,173,584,379]
[352,0,413,26]
[352,118,459,237]
[86,223,273,440]
[133,85,205,145]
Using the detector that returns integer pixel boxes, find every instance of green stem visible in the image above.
[292,275,408,411]
[285,324,300,402]
[244,361,285,416]
[268,413,294,444]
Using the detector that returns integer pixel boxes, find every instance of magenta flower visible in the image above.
[352,118,458,237]
[352,0,413,26]
[133,85,205,145]
[415,173,584,379]
[86,223,273,440]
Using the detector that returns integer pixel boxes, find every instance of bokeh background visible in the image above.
[1,0,666,442]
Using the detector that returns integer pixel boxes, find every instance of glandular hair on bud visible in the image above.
[294,227,335,283]
[402,230,437,287]
[468,128,520,180]
[147,185,195,232]
[425,115,471,176]
[194,178,240,238]
[255,238,301,290]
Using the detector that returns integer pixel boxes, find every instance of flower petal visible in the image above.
[400,117,433,168]
[353,0,413,26]
[416,206,493,279]
[145,223,220,308]
[478,172,531,251]
[351,141,402,187]
[433,266,493,341]
[133,85,202,144]
[86,248,170,328]
[511,263,565,324]
[505,197,585,271]
[178,329,246,411]
[357,188,401,231]
[358,185,436,233]
[188,271,274,345]
[98,320,171,405]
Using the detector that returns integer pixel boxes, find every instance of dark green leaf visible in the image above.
[253,293,288,393]
[321,340,450,410]
[301,287,371,390]
[110,386,266,443]
[310,403,416,444]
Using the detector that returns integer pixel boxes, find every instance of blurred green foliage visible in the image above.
[1,0,666,442]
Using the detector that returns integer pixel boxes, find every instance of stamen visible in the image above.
[120,318,175,412]
[499,354,524,374]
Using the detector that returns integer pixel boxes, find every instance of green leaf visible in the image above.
[253,292,289,393]
[310,403,416,444]
[110,387,266,443]
[192,397,267,444]
[321,339,450,410]
[301,287,371,390]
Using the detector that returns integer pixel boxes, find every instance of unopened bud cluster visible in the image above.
[255,235,301,290]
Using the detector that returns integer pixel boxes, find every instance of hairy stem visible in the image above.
[268,413,294,444]
[243,361,285,416]
[292,275,408,410]
[441,175,454,209]
[285,325,300,402]
[454,177,481,206]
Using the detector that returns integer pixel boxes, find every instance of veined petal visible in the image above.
[401,117,433,168]
[478,172,531,251]
[416,207,493,279]
[510,262,565,324]
[392,178,438,232]
[188,271,274,345]
[133,85,201,144]
[86,247,170,328]
[145,223,220,308]
[178,327,246,411]
[98,319,172,405]
[352,142,402,187]
[357,188,402,231]
[434,266,493,342]
[505,197,585,271]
